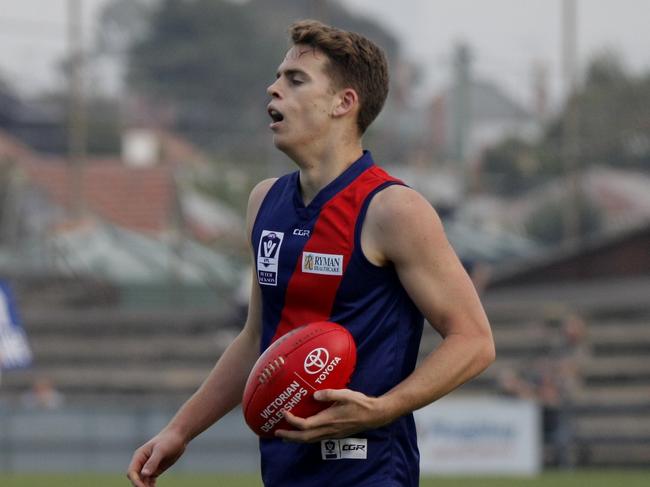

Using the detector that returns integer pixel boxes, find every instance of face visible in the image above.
[266,45,340,155]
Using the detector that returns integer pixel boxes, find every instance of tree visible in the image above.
[481,50,650,197]
[103,0,402,160]
[525,196,603,246]
[482,138,542,196]
[542,51,650,172]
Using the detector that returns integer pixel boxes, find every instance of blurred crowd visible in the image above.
[498,311,589,467]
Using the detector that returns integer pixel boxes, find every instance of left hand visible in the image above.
[275,389,393,443]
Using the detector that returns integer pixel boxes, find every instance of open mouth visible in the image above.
[268,108,284,124]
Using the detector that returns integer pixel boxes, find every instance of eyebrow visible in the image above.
[276,68,309,80]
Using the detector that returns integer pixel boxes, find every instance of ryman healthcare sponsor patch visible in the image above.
[257,230,284,286]
[302,252,343,276]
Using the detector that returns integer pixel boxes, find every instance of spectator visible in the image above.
[500,311,589,468]
[21,377,65,410]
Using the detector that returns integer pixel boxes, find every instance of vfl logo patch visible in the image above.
[257,230,284,286]
[321,438,368,460]
[302,252,343,276]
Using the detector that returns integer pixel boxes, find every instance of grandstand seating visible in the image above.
[1,277,648,467]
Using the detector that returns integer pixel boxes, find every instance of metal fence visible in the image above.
[0,404,259,473]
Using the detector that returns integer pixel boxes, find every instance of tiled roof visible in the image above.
[0,128,244,244]
[21,159,176,234]
[0,129,38,161]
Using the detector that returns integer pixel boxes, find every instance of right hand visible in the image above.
[126,429,187,487]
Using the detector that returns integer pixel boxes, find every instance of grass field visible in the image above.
[1,471,649,487]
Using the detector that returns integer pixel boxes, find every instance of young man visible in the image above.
[127,20,494,487]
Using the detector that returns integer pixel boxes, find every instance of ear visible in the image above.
[331,88,359,118]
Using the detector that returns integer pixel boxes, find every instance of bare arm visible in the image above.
[277,185,495,441]
[368,186,495,417]
[127,178,276,486]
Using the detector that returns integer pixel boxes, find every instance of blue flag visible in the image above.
[0,281,32,369]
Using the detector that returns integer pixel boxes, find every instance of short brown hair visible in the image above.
[289,19,389,135]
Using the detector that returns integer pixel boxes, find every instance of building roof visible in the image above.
[20,158,176,235]
[501,166,650,233]
[444,218,540,265]
[479,80,531,121]
[488,220,650,288]
[430,77,540,161]
[0,218,238,287]
[1,127,239,240]
[0,129,38,161]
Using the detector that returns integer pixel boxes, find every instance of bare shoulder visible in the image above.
[246,178,278,236]
[369,184,439,221]
[248,178,278,212]
[363,184,446,265]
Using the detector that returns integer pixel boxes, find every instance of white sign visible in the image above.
[415,396,541,475]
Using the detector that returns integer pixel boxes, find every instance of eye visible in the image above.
[289,77,304,86]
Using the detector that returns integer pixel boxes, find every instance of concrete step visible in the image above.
[491,322,650,347]
[3,364,211,395]
[476,355,649,382]
[585,356,650,379]
[578,385,650,407]
[576,415,650,437]
[27,331,238,364]
[21,308,233,335]
[584,444,650,466]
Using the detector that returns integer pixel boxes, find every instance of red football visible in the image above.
[242,321,357,437]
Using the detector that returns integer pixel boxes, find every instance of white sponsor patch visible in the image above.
[257,230,284,286]
[302,252,343,276]
[321,438,368,460]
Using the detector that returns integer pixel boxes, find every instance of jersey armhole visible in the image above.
[251,174,294,242]
[353,181,407,270]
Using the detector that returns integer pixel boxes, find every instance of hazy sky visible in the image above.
[345,0,650,106]
[1,0,649,108]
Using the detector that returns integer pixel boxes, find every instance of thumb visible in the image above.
[141,451,162,477]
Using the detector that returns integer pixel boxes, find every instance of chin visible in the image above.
[272,135,294,154]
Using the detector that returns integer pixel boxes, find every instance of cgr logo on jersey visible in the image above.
[292,229,310,237]
[257,230,284,286]
[321,438,368,460]
[302,252,343,276]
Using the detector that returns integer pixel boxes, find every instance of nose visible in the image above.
[267,78,280,98]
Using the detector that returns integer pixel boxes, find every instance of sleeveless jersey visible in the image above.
[251,151,424,487]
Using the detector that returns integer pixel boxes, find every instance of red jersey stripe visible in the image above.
[271,165,400,342]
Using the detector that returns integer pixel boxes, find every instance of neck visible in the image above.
[291,139,364,206]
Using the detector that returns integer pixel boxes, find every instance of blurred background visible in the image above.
[0,0,648,480]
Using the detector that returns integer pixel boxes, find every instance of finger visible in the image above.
[141,449,163,477]
[126,468,147,487]
[283,407,339,431]
[129,467,157,487]
[275,425,334,443]
[281,409,310,429]
[127,449,151,487]
[314,388,355,403]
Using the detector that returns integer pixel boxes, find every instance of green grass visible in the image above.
[0,474,260,487]
[0,471,648,487]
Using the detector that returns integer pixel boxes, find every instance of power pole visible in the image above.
[67,0,86,220]
[451,42,472,170]
[561,0,580,243]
